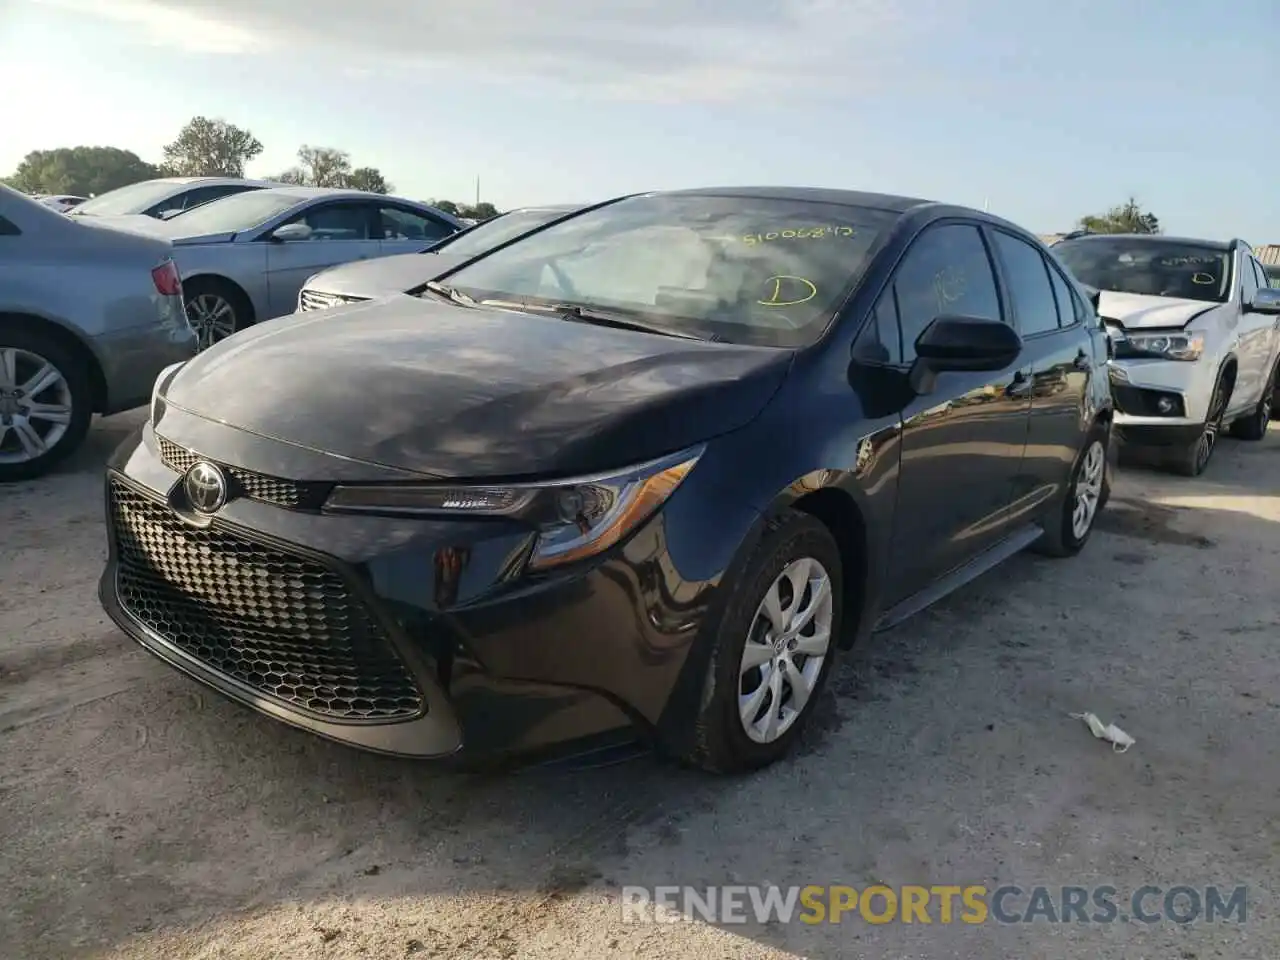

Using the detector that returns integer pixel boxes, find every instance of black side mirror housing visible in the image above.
[909,315,1023,394]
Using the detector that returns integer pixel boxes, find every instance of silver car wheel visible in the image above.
[1071,439,1105,540]
[187,293,238,350]
[0,347,73,465]
[738,556,834,744]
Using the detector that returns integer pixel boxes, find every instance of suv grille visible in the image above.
[156,436,331,511]
[109,479,424,722]
[299,289,370,312]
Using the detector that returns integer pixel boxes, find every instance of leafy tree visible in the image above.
[1077,196,1161,235]
[345,166,393,194]
[431,198,460,216]
[5,147,160,196]
[161,116,263,178]
[457,201,499,220]
[275,146,393,193]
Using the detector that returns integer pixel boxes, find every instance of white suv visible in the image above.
[1053,234,1280,476]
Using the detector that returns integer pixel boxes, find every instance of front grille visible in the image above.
[299,288,370,312]
[109,478,424,722]
[156,436,330,510]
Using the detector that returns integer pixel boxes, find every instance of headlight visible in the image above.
[1121,330,1204,362]
[324,446,704,570]
[150,361,186,423]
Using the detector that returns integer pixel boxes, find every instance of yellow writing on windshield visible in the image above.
[759,276,818,307]
[933,266,967,309]
[743,227,856,244]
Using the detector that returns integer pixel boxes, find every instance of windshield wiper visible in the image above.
[421,280,476,307]
[547,303,701,340]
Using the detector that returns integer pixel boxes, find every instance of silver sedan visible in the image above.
[0,184,195,481]
[97,187,462,348]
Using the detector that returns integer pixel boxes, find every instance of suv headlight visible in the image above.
[150,361,186,423]
[1121,330,1204,362]
[324,446,704,570]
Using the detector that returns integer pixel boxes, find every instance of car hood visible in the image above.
[306,251,470,300]
[86,214,236,245]
[1097,290,1220,330]
[164,297,793,479]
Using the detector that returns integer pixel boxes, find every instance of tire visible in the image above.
[1167,368,1231,477]
[0,327,93,482]
[680,511,844,774]
[1228,363,1277,441]
[184,278,252,350]
[1032,425,1110,558]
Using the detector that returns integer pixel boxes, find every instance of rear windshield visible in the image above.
[1054,237,1233,304]
[440,193,900,347]
[1264,264,1280,290]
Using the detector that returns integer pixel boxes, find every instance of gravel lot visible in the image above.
[2,409,1278,960]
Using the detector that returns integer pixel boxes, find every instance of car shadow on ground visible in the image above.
[2,419,1278,959]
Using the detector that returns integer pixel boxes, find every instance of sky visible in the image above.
[0,0,1276,239]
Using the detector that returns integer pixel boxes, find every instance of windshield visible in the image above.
[1264,264,1280,290]
[167,190,301,235]
[438,194,899,347]
[433,208,570,258]
[72,180,181,217]
[1054,237,1233,304]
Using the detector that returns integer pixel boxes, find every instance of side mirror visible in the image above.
[271,222,313,243]
[1246,288,1280,315]
[909,315,1023,394]
[1081,283,1101,313]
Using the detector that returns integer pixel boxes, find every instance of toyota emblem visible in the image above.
[184,461,228,514]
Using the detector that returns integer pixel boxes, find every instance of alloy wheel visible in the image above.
[0,347,74,465]
[1195,384,1228,473]
[1071,440,1106,540]
[187,293,238,350]
[738,556,834,744]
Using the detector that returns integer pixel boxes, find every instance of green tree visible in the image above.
[1077,196,1161,235]
[5,147,160,196]
[275,146,392,193]
[345,166,393,194]
[161,116,263,178]
[457,201,499,220]
[431,198,460,216]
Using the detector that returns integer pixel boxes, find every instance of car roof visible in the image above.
[1057,232,1234,251]
[657,185,937,214]
[154,176,282,188]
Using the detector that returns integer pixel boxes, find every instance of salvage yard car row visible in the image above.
[3,178,1280,773]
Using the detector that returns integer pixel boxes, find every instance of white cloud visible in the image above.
[31,0,946,102]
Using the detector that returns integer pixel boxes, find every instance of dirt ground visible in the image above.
[2,409,1277,960]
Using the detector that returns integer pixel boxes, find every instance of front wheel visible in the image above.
[1167,372,1230,477]
[679,511,843,774]
[184,279,250,350]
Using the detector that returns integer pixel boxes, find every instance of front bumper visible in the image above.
[98,417,760,762]
[1108,357,1215,446]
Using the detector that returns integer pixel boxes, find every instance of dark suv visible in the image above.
[100,187,1116,773]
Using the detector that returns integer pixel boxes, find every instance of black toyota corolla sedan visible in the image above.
[100,187,1116,773]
